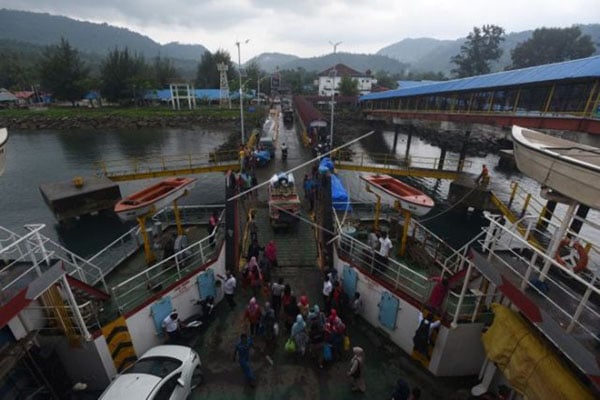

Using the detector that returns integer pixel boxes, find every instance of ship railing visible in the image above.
[94,150,239,177]
[480,213,600,344]
[15,298,102,338]
[0,224,108,305]
[337,232,431,301]
[87,205,225,287]
[333,211,431,301]
[110,214,225,315]
[334,211,507,324]
[335,150,472,172]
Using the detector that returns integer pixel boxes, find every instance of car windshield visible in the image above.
[124,356,182,378]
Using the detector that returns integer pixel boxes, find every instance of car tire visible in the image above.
[190,366,204,389]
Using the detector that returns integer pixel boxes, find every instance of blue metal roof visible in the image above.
[361,55,600,101]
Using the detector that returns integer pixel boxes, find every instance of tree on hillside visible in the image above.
[280,68,316,95]
[510,26,596,69]
[338,75,359,96]
[39,38,89,105]
[374,71,399,89]
[451,25,505,78]
[0,49,38,90]
[195,49,234,89]
[100,47,149,103]
[152,56,179,88]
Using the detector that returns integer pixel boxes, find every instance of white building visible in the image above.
[317,64,376,96]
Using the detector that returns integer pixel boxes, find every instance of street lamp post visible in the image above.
[329,41,342,149]
[236,39,250,144]
[257,76,268,104]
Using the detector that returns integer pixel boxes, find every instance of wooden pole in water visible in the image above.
[392,124,399,153]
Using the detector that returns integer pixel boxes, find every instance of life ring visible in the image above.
[554,238,588,273]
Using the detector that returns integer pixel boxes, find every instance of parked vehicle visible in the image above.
[98,345,202,400]
[268,172,300,230]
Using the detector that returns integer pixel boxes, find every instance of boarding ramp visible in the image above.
[335,150,470,180]
[95,150,240,181]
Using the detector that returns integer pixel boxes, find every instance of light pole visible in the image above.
[328,41,341,148]
[257,76,268,104]
[236,39,250,143]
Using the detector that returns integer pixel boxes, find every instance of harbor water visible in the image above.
[1,126,599,257]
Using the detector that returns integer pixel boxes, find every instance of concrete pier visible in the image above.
[39,176,121,222]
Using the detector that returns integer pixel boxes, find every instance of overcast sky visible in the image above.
[4,1,599,62]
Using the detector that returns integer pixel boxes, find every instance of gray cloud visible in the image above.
[3,0,599,60]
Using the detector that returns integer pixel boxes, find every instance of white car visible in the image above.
[99,345,202,400]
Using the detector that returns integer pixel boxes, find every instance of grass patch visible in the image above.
[0,105,242,119]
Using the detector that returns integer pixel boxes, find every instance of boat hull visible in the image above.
[115,178,196,221]
[360,174,434,216]
[512,126,600,210]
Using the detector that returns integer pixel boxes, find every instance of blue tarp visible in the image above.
[318,157,351,210]
[255,150,271,166]
[361,55,600,101]
[331,174,351,211]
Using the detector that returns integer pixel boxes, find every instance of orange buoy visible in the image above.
[554,238,588,273]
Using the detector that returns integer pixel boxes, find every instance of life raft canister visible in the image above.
[554,238,588,273]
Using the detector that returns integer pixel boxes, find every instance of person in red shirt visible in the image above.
[427,277,449,314]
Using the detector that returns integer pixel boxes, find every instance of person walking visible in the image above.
[347,346,366,393]
[261,302,277,352]
[412,311,441,358]
[223,271,237,310]
[377,231,393,273]
[322,275,333,314]
[291,314,308,356]
[264,240,278,268]
[350,292,363,324]
[244,297,262,336]
[427,276,449,315]
[475,164,490,187]
[233,334,256,387]
[208,211,218,247]
[270,278,285,318]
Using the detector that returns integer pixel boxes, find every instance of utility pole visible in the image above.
[236,39,250,144]
[328,41,342,149]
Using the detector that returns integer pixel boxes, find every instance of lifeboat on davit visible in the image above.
[114,177,196,221]
[360,174,434,216]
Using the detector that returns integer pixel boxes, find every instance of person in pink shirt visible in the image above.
[264,240,278,267]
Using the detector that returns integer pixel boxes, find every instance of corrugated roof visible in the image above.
[361,55,600,101]
[293,95,326,126]
[0,89,17,102]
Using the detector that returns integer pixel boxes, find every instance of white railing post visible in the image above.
[452,260,473,327]
[567,275,597,333]
[61,274,92,341]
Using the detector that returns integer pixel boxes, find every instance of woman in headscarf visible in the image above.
[327,309,346,358]
[244,297,261,336]
[347,346,366,392]
[297,295,310,319]
[291,314,308,356]
[249,258,263,298]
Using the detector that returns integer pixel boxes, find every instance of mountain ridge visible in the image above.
[1,9,599,77]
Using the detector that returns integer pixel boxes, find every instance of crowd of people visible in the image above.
[225,255,372,392]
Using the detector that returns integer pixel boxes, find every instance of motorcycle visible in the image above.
[179,296,215,341]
